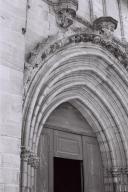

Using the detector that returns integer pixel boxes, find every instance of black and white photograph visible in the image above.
[0,0,128,192]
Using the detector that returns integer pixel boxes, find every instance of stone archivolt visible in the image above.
[22,15,128,192]
[22,47,128,191]
[27,33,127,67]
[24,17,128,93]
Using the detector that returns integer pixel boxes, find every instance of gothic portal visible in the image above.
[36,102,104,192]
[21,38,128,192]
[1,1,128,192]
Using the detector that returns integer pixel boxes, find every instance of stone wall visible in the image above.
[0,1,26,191]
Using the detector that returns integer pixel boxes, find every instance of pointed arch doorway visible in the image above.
[36,102,104,192]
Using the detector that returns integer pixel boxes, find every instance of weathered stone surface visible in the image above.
[92,0,103,19]
[4,185,19,192]
[0,184,4,192]
[0,65,23,95]
[0,167,19,184]
[0,136,20,154]
[0,29,25,71]
[120,0,128,41]
[0,123,21,138]
[0,154,20,168]
[0,93,22,124]
[0,1,25,192]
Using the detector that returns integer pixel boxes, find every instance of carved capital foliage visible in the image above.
[111,167,127,177]
[21,146,40,169]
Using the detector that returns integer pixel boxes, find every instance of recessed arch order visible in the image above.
[21,41,128,192]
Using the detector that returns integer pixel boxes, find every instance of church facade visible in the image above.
[0,0,128,192]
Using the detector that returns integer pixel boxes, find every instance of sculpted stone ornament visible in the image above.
[24,16,128,94]
[21,146,40,169]
[28,152,40,169]
[53,0,78,28]
[55,10,73,28]
[110,167,128,191]
[21,146,31,162]
[93,16,118,40]
[104,166,128,190]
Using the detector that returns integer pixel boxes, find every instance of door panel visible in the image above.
[36,128,54,192]
[82,136,104,192]
[54,130,82,160]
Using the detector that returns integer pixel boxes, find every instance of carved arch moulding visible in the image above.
[24,17,128,97]
[22,41,128,192]
[22,16,128,192]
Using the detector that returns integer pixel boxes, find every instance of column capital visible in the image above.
[28,152,40,169]
[21,146,40,169]
[104,167,128,176]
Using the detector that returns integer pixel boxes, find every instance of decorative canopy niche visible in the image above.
[22,41,128,191]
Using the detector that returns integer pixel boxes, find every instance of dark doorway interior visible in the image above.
[54,157,83,192]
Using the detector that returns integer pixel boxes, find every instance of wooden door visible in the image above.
[36,129,104,192]
[82,136,104,192]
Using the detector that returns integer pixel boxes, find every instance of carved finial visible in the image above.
[93,16,118,39]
